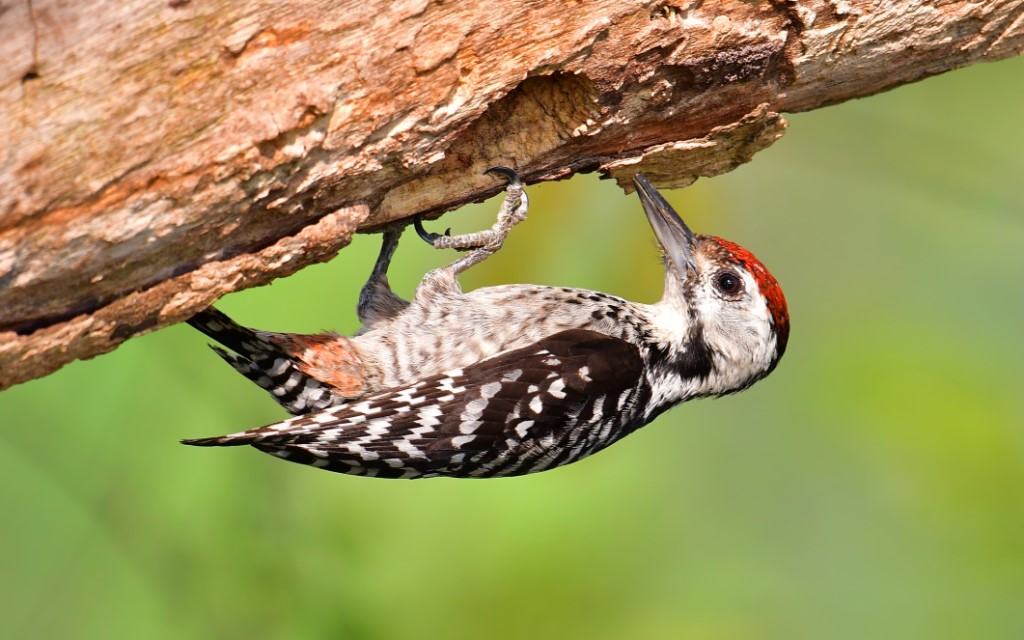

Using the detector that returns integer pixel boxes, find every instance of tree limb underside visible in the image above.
[1,0,1022,389]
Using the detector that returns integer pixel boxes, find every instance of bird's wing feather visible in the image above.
[183,329,646,478]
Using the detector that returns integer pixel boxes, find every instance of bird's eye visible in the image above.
[714,271,743,296]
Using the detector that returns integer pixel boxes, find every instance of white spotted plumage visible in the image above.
[185,330,652,478]
[185,172,789,479]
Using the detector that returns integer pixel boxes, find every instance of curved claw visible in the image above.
[485,166,522,187]
[413,215,450,246]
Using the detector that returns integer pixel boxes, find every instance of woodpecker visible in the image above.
[183,169,789,479]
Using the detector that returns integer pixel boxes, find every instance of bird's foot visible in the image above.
[413,166,528,254]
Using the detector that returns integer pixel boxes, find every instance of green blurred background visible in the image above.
[2,57,1023,639]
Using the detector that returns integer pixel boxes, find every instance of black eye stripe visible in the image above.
[714,270,743,296]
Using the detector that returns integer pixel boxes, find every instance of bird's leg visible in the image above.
[414,166,529,277]
[357,223,410,327]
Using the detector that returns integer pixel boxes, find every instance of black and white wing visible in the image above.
[183,329,651,478]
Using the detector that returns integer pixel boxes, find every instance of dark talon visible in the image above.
[485,166,521,187]
[414,215,454,246]
[414,215,441,245]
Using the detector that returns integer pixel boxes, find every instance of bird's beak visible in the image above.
[633,174,698,277]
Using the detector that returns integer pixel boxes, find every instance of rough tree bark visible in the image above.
[1,0,1022,390]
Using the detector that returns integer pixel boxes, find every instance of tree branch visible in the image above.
[1,0,1022,390]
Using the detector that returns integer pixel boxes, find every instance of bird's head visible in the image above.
[634,175,789,397]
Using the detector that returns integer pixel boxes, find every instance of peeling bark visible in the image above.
[1,0,1022,390]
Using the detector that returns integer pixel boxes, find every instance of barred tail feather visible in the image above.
[187,308,356,415]
[180,430,265,447]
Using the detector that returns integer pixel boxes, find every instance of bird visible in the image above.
[183,168,789,479]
